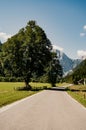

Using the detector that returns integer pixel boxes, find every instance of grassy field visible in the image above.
[56,82,70,87]
[67,84,86,107]
[1,82,86,108]
[0,82,51,107]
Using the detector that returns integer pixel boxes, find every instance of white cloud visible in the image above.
[77,50,86,59]
[0,32,12,42]
[80,25,86,38]
[80,32,85,37]
[52,44,63,51]
[83,25,86,30]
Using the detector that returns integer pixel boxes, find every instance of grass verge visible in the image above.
[0,82,51,107]
[67,84,86,107]
[56,82,70,87]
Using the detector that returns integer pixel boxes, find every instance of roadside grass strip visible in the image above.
[0,82,51,107]
[68,84,86,107]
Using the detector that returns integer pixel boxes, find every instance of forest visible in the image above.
[64,59,86,84]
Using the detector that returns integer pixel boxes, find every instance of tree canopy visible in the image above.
[0,20,63,88]
[48,52,63,86]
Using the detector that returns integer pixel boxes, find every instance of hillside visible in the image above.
[73,59,86,83]
[64,59,86,84]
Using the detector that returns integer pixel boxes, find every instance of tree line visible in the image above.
[0,20,63,88]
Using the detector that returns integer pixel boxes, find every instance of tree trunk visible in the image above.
[25,80,31,90]
[52,83,56,87]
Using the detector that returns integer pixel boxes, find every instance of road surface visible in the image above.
[0,90,86,130]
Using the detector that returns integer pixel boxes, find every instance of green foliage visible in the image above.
[63,74,73,83]
[72,59,86,84]
[0,77,23,82]
[48,52,63,87]
[0,20,63,87]
[1,20,52,87]
[64,59,86,84]
[39,74,49,83]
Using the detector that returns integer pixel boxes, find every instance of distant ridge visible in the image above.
[52,46,81,74]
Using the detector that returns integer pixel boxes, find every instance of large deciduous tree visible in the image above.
[2,20,52,88]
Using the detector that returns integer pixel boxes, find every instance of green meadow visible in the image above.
[1,82,86,108]
[0,82,51,107]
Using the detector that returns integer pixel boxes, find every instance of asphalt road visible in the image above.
[0,90,86,130]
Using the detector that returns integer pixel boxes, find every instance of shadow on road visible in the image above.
[47,87,67,91]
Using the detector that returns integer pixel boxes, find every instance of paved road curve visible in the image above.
[0,90,86,130]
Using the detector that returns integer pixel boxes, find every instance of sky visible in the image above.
[0,0,86,59]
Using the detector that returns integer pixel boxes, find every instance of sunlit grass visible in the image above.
[30,82,51,88]
[0,82,51,107]
[67,84,86,107]
[56,82,70,87]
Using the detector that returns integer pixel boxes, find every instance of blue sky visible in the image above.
[0,0,86,59]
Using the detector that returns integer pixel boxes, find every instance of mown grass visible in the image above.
[56,82,70,87]
[0,82,51,107]
[67,84,86,107]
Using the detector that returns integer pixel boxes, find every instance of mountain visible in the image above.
[55,49,81,75]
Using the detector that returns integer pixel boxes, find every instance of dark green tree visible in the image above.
[21,21,52,88]
[2,20,52,88]
[2,36,24,77]
[48,52,63,87]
